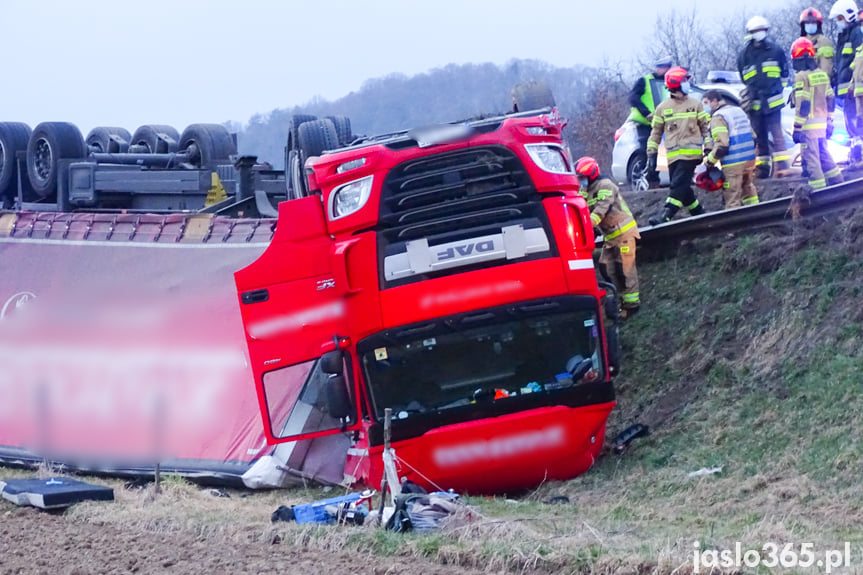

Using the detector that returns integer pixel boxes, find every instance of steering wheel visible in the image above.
[565,354,594,381]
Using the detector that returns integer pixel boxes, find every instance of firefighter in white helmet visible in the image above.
[737,16,791,179]
[830,0,863,162]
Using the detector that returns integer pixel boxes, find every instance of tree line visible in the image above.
[234,0,836,172]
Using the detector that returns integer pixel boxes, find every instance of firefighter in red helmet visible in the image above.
[647,66,712,225]
[791,37,844,189]
[800,7,835,76]
[575,156,640,318]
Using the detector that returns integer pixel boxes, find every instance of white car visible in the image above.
[611,74,850,190]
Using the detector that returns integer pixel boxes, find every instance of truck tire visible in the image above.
[286,114,317,153]
[130,124,180,154]
[298,119,339,159]
[511,80,555,112]
[178,124,236,168]
[26,122,86,199]
[325,115,353,147]
[0,122,32,201]
[86,127,131,154]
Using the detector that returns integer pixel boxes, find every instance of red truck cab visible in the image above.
[235,108,618,494]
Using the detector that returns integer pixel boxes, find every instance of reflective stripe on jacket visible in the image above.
[580,177,640,243]
[737,39,788,112]
[647,92,711,164]
[835,23,863,94]
[628,75,668,125]
[794,69,834,137]
[806,33,835,77]
[710,105,756,168]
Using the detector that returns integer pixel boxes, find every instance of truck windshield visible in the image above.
[359,301,603,420]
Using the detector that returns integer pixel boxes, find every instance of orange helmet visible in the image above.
[665,66,691,90]
[791,37,816,59]
[575,156,600,180]
[799,7,823,23]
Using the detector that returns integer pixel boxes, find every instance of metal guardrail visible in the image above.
[598,176,863,249]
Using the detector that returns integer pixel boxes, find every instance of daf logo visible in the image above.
[1,291,37,320]
[437,240,495,261]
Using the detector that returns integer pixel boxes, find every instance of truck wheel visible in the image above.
[86,127,131,154]
[178,124,236,168]
[510,80,555,112]
[0,122,32,201]
[286,114,317,153]
[26,122,85,199]
[298,119,339,159]
[130,124,180,154]
[325,115,353,147]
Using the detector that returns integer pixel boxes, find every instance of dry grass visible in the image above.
[4,221,863,574]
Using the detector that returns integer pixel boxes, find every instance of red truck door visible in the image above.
[234,196,363,444]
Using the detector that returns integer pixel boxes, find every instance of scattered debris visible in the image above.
[687,466,722,478]
[271,505,295,523]
[612,423,650,454]
[1,477,114,509]
[206,488,230,498]
[273,490,374,526]
[543,495,570,505]
[385,490,466,533]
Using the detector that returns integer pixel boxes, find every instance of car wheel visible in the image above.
[628,153,649,191]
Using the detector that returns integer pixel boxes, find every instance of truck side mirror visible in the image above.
[326,374,353,420]
[320,350,344,375]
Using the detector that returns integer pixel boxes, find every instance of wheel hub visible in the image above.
[33,138,53,183]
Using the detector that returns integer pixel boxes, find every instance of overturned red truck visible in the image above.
[235,108,621,493]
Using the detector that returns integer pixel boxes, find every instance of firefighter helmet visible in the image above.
[694,166,725,192]
[830,0,859,23]
[665,66,690,90]
[746,15,770,32]
[791,37,817,59]
[574,156,600,180]
[800,7,823,23]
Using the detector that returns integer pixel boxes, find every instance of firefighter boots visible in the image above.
[648,205,678,226]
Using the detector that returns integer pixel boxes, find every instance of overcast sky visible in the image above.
[1,0,778,135]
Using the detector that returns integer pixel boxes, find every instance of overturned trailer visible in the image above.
[0,116,359,487]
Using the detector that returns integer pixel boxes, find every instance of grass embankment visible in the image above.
[3,216,863,574]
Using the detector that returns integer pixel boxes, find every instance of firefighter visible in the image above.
[627,55,673,188]
[575,156,640,318]
[737,16,791,179]
[801,8,835,76]
[646,66,711,226]
[830,0,863,162]
[701,90,759,209]
[792,37,845,189]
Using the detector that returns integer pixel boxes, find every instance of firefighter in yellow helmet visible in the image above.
[575,156,640,319]
[791,37,844,189]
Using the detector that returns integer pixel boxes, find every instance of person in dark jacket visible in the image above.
[627,55,672,187]
[829,0,863,162]
[737,16,791,179]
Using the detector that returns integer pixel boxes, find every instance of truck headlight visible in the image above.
[525,144,573,174]
[330,175,373,219]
